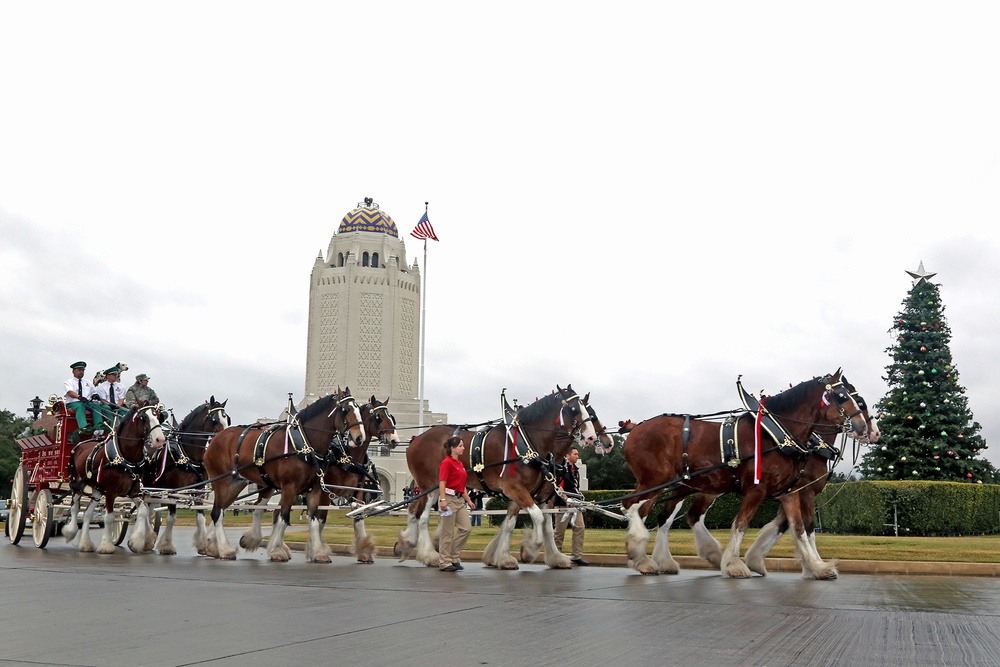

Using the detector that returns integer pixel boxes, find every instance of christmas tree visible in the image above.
[860,262,998,483]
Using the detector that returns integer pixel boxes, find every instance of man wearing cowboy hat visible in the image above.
[94,364,128,424]
[62,361,105,441]
[125,373,160,406]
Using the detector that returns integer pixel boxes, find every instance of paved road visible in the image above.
[2,527,1000,667]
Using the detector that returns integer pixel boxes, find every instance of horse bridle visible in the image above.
[821,377,865,431]
[106,404,164,468]
[207,405,230,430]
[326,394,365,447]
[559,392,593,437]
[368,403,397,444]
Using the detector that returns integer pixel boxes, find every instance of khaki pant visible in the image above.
[438,494,471,568]
[554,509,585,559]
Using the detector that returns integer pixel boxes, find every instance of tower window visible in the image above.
[372,252,379,268]
[362,251,370,267]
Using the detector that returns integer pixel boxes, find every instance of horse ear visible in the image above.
[370,395,376,404]
[210,395,215,403]
[222,399,228,407]
[556,384,563,393]
[583,392,590,402]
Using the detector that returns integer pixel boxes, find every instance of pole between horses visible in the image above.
[418,201,428,434]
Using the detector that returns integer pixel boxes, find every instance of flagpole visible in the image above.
[418,201,428,433]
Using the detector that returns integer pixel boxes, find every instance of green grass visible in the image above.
[191,512,1000,563]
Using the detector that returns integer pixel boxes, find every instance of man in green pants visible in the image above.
[62,361,104,441]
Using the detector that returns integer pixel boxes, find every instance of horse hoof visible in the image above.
[158,547,177,556]
[640,570,660,576]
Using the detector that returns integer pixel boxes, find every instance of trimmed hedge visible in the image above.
[486,482,1000,535]
[818,481,1000,536]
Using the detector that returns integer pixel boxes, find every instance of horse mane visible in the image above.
[178,403,209,431]
[517,392,564,424]
[296,393,339,423]
[761,377,824,414]
[115,405,140,436]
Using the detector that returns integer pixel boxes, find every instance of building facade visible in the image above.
[304,199,446,501]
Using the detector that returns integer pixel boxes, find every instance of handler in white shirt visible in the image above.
[93,366,127,426]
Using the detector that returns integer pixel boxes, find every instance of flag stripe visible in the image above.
[410,212,439,241]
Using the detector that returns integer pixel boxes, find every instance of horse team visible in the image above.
[58,370,877,580]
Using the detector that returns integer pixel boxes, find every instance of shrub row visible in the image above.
[817,481,1000,535]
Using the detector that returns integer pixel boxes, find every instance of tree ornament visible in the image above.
[947,451,953,455]
[920,346,927,352]
[912,470,920,475]
[918,370,925,375]
[941,431,948,436]
[934,455,939,459]
[967,473,973,478]
[920,402,926,408]
[900,456,907,461]
[931,368,938,374]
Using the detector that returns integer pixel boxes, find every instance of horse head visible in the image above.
[121,402,166,459]
[364,395,399,448]
[841,376,880,444]
[328,387,365,447]
[205,396,231,433]
[555,384,598,447]
[579,392,615,455]
[819,369,868,439]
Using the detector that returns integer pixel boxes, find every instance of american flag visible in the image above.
[410,212,439,241]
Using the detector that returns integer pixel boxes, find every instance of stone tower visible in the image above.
[304,198,446,472]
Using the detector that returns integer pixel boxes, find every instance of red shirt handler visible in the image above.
[437,436,476,572]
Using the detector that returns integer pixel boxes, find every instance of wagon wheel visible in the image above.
[32,489,53,549]
[109,515,129,546]
[7,464,28,545]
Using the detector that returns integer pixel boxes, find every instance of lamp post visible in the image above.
[27,395,43,421]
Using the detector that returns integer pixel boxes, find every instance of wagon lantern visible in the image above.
[27,395,43,421]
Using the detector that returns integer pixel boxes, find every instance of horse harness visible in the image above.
[75,405,161,484]
[230,404,368,492]
[671,376,857,494]
[468,389,589,498]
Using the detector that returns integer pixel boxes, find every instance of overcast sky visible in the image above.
[2,3,998,471]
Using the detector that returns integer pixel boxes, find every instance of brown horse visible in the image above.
[237,395,398,563]
[141,397,230,555]
[62,403,166,554]
[741,380,880,577]
[622,370,868,578]
[202,390,365,561]
[398,385,603,570]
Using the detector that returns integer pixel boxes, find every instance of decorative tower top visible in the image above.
[336,197,399,237]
